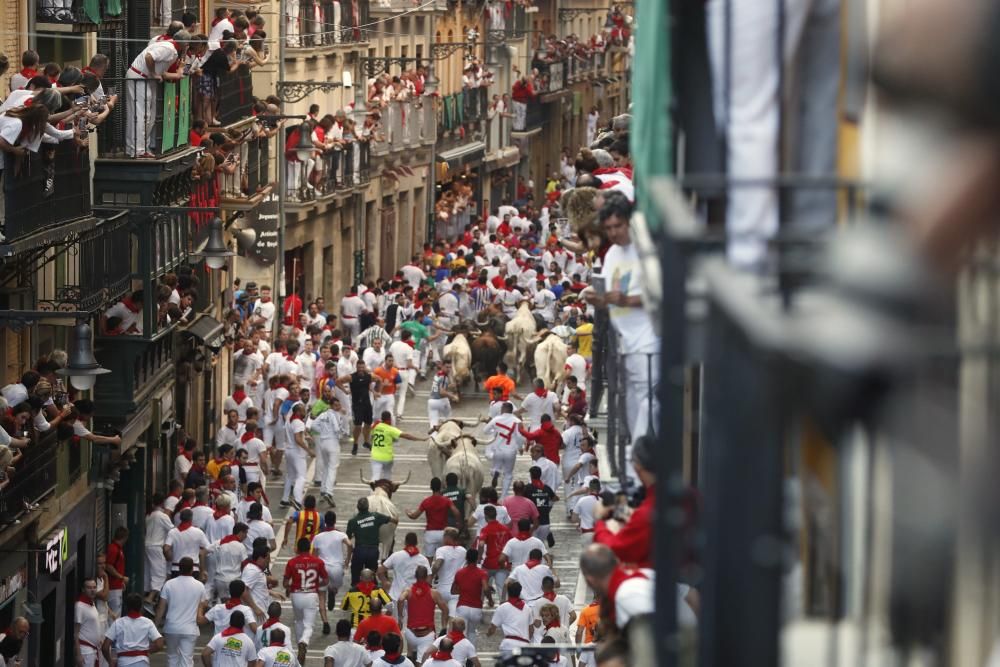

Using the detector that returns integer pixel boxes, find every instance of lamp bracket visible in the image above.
[276,81,344,103]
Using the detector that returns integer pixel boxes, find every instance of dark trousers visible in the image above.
[589,308,610,415]
[351,544,380,585]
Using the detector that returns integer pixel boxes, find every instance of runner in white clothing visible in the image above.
[518,380,560,430]
[310,512,351,622]
[102,594,164,667]
[481,403,525,498]
[202,611,258,667]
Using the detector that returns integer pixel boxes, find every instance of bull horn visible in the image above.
[360,470,372,485]
[496,335,507,341]
[397,470,412,486]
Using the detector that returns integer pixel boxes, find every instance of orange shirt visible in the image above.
[483,374,515,401]
[577,602,600,643]
[373,366,400,396]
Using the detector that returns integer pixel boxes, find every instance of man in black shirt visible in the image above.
[527,465,559,548]
[337,359,374,456]
[442,472,472,534]
[0,617,29,665]
[346,497,395,584]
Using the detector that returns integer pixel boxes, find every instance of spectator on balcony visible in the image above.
[8,50,39,92]
[150,20,184,46]
[197,39,240,125]
[66,399,123,447]
[189,118,208,147]
[104,289,144,335]
[81,54,116,109]
[125,34,187,158]
[181,10,200,34]
[586,106,600,147]
[209,8,234,50]
[1,371,40,407]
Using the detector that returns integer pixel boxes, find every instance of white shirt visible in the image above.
[236,499,272,525]
[216,424,244,448]
[284,418,307,456]
[207,629,258,666]
[373,657,414,667]
[103,616,162,667]
[257,621,293,650]
[205,601,258,635]
[382,549,430,600]
[531,592,574,628]
[564,353,588,385]
[341,295,366,319]
[471,503,511,534]
[520,392,559,430]
[400,265,426,289]
[208,513,236,543]
[423,635,477,665]
[213,539,249,585]
[263,354,285,382]
[105,300,143,335]
[208,17,235,49]
[423,659,461,667]
[240,437,268,468]
[501,536,547,569]
[245,518,276,551]
[362,347,385,369]
[311,529,350,574]
[309,409,345,442]
[0,383,27,406]
[388,341,415,370]
[146,509,174,546]
[174,454,193,483]
[296,352,317,385]
[531,457,561,492]
[191,504,215,534]
[601,242,659,354]
[253,300,277,332]
[323,640,370,667]
[491,600,533,640]
[75,599,103,649]
[258,644,300,667]
[576,494,600,531]
[510,562,554,602]
[484,413,525,451]
[532,288,558,323]
[223,395,255,422]
[160,575,209,635]
[242,563,271,615]
[614,569,655,627]
[433,545,466,593]
[561,425,584,464]
[164,526,210,569]
[127,41,178,78]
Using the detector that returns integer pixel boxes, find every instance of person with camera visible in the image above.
[592,435,655,568]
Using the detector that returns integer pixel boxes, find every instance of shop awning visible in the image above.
[437,141,486,170]
[183,315,225,350]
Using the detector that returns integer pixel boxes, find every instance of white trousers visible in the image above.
[244,463,262,485]
[423,530,444,558]
[707,0,839,268]
[427,398,451,428]
[145,544,168,592]
[262,423,276,447]
[314,438,341,495]
[370,459,393,481]
[125,77,155,157]
[164,633,197,667]
[455,605,483,641]
[109,589,123,617]
[283,451,308,503]
[487,569,508,601]
[396,369,415,417]
[342,318,360,344]
[403,628,436,657]
[372,394,395,422]
[291,591,319,645]
[492,445,518,498]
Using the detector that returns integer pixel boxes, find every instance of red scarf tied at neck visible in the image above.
[78,594,94,606]
[126,611,142,619]
[530,478,545,489]
[431,650,453,660]
[404,545,421,556]
[213,508,231,520]
[507,595,525,610]
[232,389,247,404]
[221,627,243,637]
[177,521,193,531]
[533,387,548,398]
[356,581,376,597]
[525,559,542,569]
[447,631,465,644]
[516,530,533,540]
[542,591,556,601]
[225,598,242,609]
[220,534,242,545]
[262,617,280,629]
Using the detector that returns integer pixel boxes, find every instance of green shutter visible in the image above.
[161,81,177,152]
[83,0,101,23]
[632,0,673,227]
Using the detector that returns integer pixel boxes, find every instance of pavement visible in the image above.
[150,379,609,666]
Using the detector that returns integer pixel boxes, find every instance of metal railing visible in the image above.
[285,142,369,203]
[219,133,274,200]
[217,68,255,127]
[369,0,446,13]
[98,77,192,158]
[290,0,370,46]
[36,0,124,24]
[486,2,526,38]
[0,431,59,525]
[511,99,547,132]
[370,100,427,154]
[2,139,93,241]
[486,113,512,153]
[532,59,568,93]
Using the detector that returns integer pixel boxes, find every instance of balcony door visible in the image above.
[379,197,397,280]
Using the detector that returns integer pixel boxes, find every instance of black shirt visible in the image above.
[527,483,557,526]
[443,485,466,528]
[349,372,373,406]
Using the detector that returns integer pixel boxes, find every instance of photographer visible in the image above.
[592,436,655,568]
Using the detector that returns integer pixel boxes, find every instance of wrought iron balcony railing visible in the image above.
[368,0,447,14]
[289,0,371,47]
[2,139,94,243]
[219,132,276,206]
[370,99,432,155]
[36,0,125,26]
[0,431,59,526]
[97,77,192,159]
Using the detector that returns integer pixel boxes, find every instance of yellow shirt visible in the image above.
[370,422,403,463]
[575,323,594,359]
[341,588,392,627]
[429,253,444,269]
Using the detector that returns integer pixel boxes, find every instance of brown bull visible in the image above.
[470,330,504,386]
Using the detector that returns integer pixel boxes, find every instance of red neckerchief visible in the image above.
[431,650,453,660]
[405,340,415,348]
[180,450,193,461]
[356,581,376,597]
[269,642,284,647]
[19,68,38,80]
[241,432,256,443]
[507,595,525,610]
[82,66,97,76]
[533,387,548,398]
[542,591,556,601]
[232,390,247,404]
[194,502,208,508]
[525,559,542,569]
[78,595,94,606]
[530,479,545,489]
[168,491,181,499]
[404,545,420,556]
[122,296,141,313]
[290,415,303,422]
[221,627,243,637]
[220,534,242,545]
[214,508,230,520]
[262,617,280,629]
[225,598,241,609]
[382,652,402,662]
[516,530,532,540]
[447,630,465,644]
[178,521,193,531]
[546,619,561,628]
[126,611,142,619]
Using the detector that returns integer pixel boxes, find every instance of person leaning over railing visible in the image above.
[125,31,189,158]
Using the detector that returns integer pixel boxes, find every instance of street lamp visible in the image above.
[195,217,236,270]
[424,63,439,244]
[295,121,314,162]
[57,322,110,391]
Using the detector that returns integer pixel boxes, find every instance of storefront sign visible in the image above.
[241,194,280,266]
[43,527,68,579]
[0,566,26,608]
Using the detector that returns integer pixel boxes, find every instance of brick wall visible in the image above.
[1,0,26,94]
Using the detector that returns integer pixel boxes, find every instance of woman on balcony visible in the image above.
[197,39,240,126]
[0,101,50,223]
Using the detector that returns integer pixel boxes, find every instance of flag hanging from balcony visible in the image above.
[82,0,101,23]
[632,0,672,229]
[105,0,122,16]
